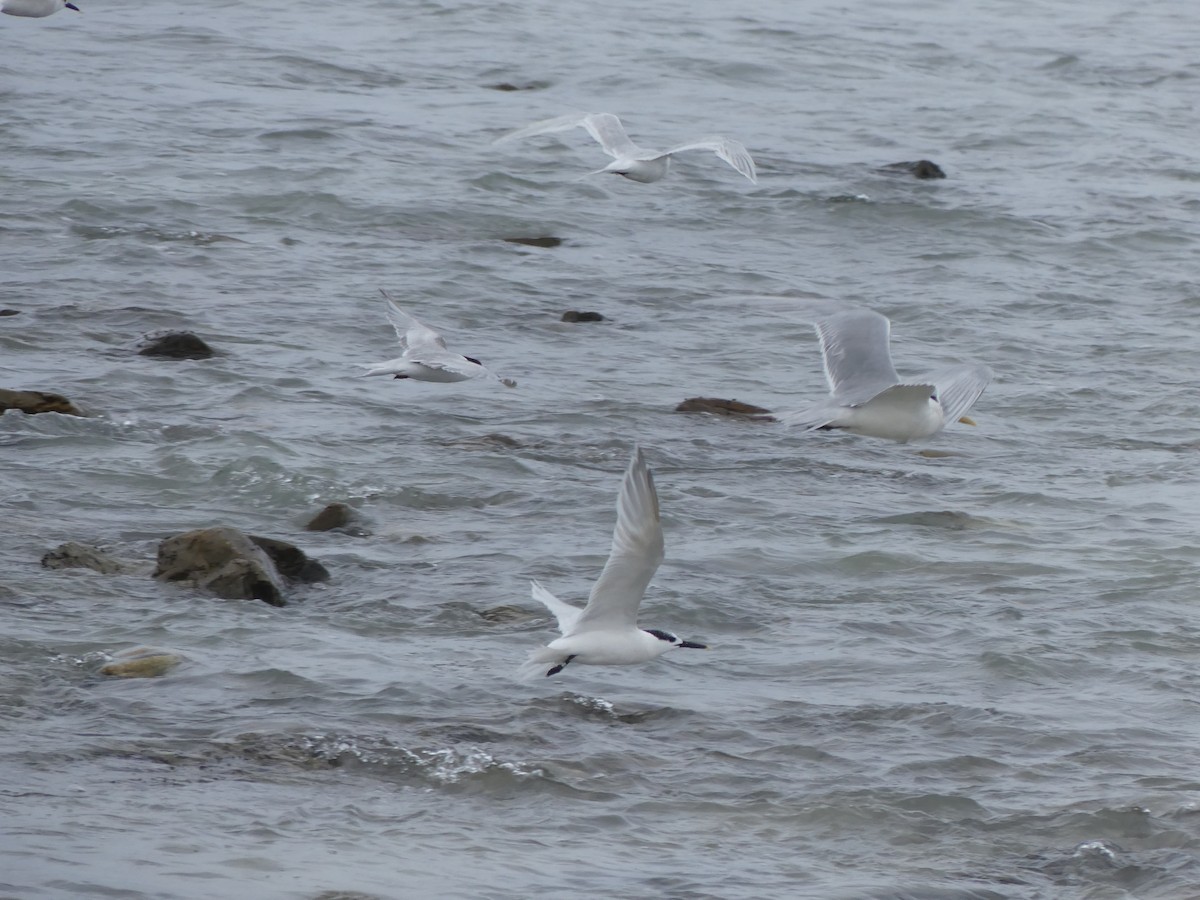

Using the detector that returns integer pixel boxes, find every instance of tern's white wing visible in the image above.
[569,447,664,636]
[493,112,644,160]
[661,137,758,183]
[922,364,993,422]
[815,309,901,404]
[530,580,583,636]
[577,114,644,159]
[380,290,447,355]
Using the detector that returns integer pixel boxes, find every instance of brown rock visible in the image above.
[155,526,289,605]
[675,397,775,420]
[137,331,215,360]
[306,503,355,532]
[504,236,563,248]
[0,388,85,417]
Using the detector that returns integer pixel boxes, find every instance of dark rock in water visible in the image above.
[137,331,215,360]
[0,388,85,417]
[154,526,327,605]
[880,159,946,179]
[561,310,605,323]
[0,309,20,317]
[504,236,563,248]
[306,503,355,532]
[42,542,142,575]
[484,81,549,92]
[675,397,775,420]
[248,535,330,583]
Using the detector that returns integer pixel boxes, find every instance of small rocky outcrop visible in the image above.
[503,236,562,248]
[0,309,20,317]
[306,503,356,532]
[675,397,775,420]
[880,159,946,179]
[136,331,215,360]
[0,388,85,417]
[42,542,143,575]
[561,310,604,323]
[154,526,328,606]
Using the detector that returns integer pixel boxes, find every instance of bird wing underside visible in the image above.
[816,309,902,404]
[921,364,993,421]
[571,448,665,635]
[660,137,758,182]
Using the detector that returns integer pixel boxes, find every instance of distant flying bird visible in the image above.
[362,291,516,388]
[2,0,79,16]
[521,447,708,680]
[494,112,757,184]
[779,308,992,443]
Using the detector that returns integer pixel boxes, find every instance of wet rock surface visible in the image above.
[0,388,85,417]
[675,397,775,420]
[561,310,605,323]
[879,159,946,179]
[503,236,563,248]
[100,647,183,678]
[136,331,215,360]
[41,542,144,575]
[154,526,328,606]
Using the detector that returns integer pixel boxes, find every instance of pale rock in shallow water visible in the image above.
[100,647,183,678]
[41,542,145,575]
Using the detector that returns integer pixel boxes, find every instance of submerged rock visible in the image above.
[0,388,85,417]
[42,542,142,575]
[675,397,775,420]
[503,236,563,248]
[100,647,183,678]
[0,309,20,317]
[561,310,604,323]
[484,81,549,92]
[478,605,536,624]
[136,331,215,360]
[154,526,327,606]
[880,159,946,179]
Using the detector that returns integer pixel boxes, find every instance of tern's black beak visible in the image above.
[65,2,80,9]
[679,640,708,650]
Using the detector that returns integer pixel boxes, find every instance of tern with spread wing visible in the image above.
[362,291,516,388]
[520,447,707,680]
[494,112,757,184]
[779,308,992,443]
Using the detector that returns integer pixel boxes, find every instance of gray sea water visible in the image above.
[4,0,1200,897]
